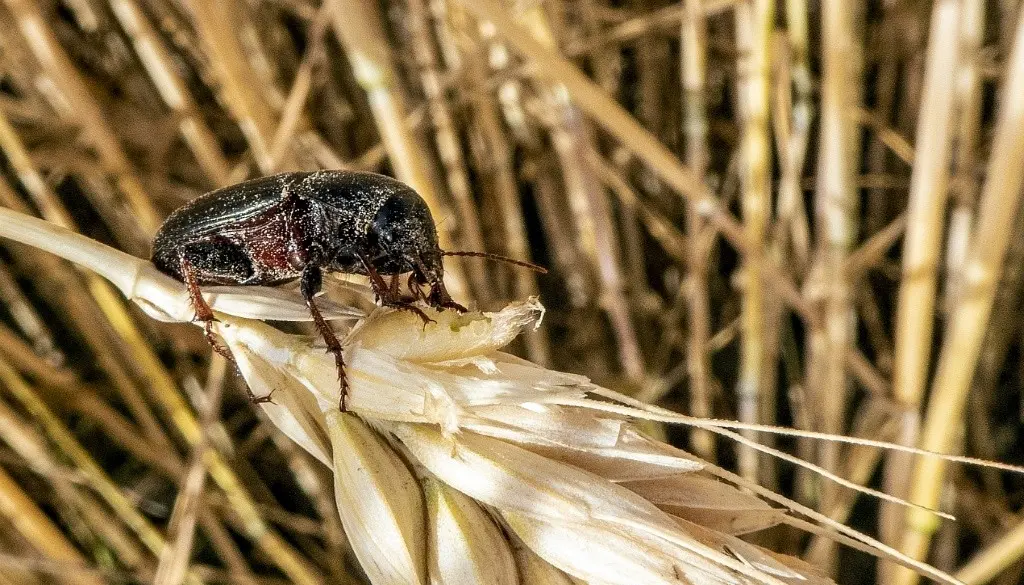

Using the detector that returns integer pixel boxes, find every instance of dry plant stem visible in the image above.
[894,10,1024,585]
[856,108,917,165]
[519,5,644,382]
[856,288,895,373]
[154,358,228,585]
[945,0,985,313]
[0,262,61,365]
[883,0,962,557]
[0,463,104,585]
[457,26,547,362]
[455,0,816,324]
[632,16,668,141]
[407,0,490,303]
[586,150,690,266]
[577,0,619,96]
[268,2,335,172]
[268,43,318,172]
[805,405,900,566]
[430,0,462,70]
[194,517,259,585]
[813,2,860,491]
[0,358,205,585]
[732,0,774,482]
[566,0,738,56]
[0,322,74,389]
[108,0,231,185]
[6,243,169,448]
[0,415,147,573]
[182,0,295,174]
[0,553,105,585]
[955,517,1024,585]
[460,2,892,397]
[1,0,162,234]
[263,430,346,579]
[90,287,322,585]
[680,0,716,461]
[330,0,468,301]
[779,0,813,269]
[0,112,173,452]
[530,159,590,307]
[845,214,908,277]
[71,393,184,479]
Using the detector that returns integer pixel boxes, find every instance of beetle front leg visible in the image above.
[179,255,235,363]
[410,258,466,313]
[300,264,350,411]
[429,283,467,313]
[358,255,434,325]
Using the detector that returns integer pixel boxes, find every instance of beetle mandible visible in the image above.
[151,170,545,410]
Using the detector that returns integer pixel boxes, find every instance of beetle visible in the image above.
[151,170,545,410]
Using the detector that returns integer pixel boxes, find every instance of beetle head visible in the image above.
[369,190,444,284]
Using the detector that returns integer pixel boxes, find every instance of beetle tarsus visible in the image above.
[248,388,277,405]
[438,299,467,313]
[202,321,235,361]
[339,376,350,412]
[391,302,435,327]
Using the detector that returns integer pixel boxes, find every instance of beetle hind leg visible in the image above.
[179,255,235,362]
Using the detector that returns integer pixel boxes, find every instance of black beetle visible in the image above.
[151,170,544,410]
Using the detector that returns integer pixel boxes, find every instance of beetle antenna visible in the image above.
[442,251,548,274]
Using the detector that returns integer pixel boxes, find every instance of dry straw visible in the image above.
[2,0,1024,583]
[0,204,1004,585]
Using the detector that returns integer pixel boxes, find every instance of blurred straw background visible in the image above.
[0,0,1023,583]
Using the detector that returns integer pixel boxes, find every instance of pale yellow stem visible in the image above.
[681,0,714,460]
[733,0,774,481]
[891,0,961,421]
[0,463,105,585]
[330,0,467,300]
[881,1,962,575]
[894,9,1024,585]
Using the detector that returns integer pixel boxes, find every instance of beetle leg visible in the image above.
[359,256,392,303]
[179,255,235,362]
[413,258,467,313]
[358,255,434,325]
[429,282,468,313]
[408,273,425,301]
[300,264,350,412]
[389,273,401,300]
